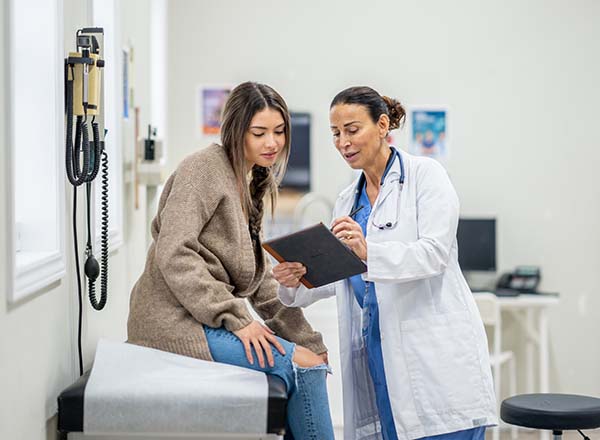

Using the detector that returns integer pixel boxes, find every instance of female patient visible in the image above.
[127,81,334,440]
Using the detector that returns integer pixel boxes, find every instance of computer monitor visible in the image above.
[280,112,310,191]
[456,218,496,272]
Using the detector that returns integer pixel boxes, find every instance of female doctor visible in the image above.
[273,86,497,440]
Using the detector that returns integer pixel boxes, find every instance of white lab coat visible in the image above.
[279,150,497,440]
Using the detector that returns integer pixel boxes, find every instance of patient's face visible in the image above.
[330,104,384,170]
[244,108,286,169]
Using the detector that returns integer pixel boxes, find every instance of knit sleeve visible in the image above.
[155,176,253,332]
[248,257,328,354]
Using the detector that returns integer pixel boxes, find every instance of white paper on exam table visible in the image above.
[84,339,268,435]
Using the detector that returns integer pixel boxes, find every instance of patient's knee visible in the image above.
[293,345,324,368]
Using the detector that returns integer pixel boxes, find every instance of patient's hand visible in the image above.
[273,262,307,288]
[233,321,286,368]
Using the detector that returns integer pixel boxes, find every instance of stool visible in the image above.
[501,393,600,439]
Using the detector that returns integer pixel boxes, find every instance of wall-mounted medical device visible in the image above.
[65,27,109,376]
[138,124,163,162]
[136,124,165,187]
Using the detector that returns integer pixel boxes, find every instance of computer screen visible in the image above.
[456,218,496,271]
[280,112,310,191]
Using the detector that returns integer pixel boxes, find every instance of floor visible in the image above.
[56,426,600,439]
[488,429,600,440]
[332,427,600,440]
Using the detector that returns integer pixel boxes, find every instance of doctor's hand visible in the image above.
[331,216,367,261]
[233,320,286,368]
[272,262,307,288]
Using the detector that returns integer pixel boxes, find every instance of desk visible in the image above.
[475,293,559,440]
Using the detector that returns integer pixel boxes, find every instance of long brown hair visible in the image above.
[220,82,291,248]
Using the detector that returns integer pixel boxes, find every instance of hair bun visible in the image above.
[381,96,406,130]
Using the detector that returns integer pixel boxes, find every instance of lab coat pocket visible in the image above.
[399,311,485,416]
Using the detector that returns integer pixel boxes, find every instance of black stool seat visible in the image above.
[501,394,600,431]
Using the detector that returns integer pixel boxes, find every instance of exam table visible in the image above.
[57,340,288,440]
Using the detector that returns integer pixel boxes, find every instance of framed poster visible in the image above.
[122,47,130,119]
[196,85,232,137]
[409,108,448,159]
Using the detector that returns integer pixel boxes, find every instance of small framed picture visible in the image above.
[196,85,232,138]
[122,47,130,119]
[409,107,448,160]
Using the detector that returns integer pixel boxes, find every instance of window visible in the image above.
[6,0,65,303]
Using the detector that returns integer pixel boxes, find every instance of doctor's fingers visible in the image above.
[334,226,364,242]
[331,216,359,230]
[332,220,361,236]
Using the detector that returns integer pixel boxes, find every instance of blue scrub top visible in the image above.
[349,150,399,440]
[349,148,485,440]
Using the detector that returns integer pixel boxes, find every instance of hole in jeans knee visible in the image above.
[292,345,325,369]
[295,363,330,374]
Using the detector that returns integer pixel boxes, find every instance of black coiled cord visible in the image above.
[100,150,109,305]
[87,149,108,310]
[89,119,102,180]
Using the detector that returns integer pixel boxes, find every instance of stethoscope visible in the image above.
[351,147,405,230]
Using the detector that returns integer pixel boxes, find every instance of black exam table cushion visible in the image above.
[57,371,287,435]
[501,393,600,431]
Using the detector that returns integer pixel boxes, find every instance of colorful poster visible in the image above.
[198,85,231,136]
[410,108,448,159]
[122,48,129,119]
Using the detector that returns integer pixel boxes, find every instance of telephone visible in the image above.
[496,266,541,293]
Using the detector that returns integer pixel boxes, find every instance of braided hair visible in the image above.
[248,165,272,251]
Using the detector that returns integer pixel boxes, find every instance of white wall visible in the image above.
[167,0,600,424]
[0,0,157,438]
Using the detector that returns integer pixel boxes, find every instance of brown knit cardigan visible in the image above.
[127,144,327,360]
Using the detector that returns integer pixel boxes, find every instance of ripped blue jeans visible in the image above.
[203,325,335,440]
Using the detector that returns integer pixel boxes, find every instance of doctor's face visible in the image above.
[330,104,387,170]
